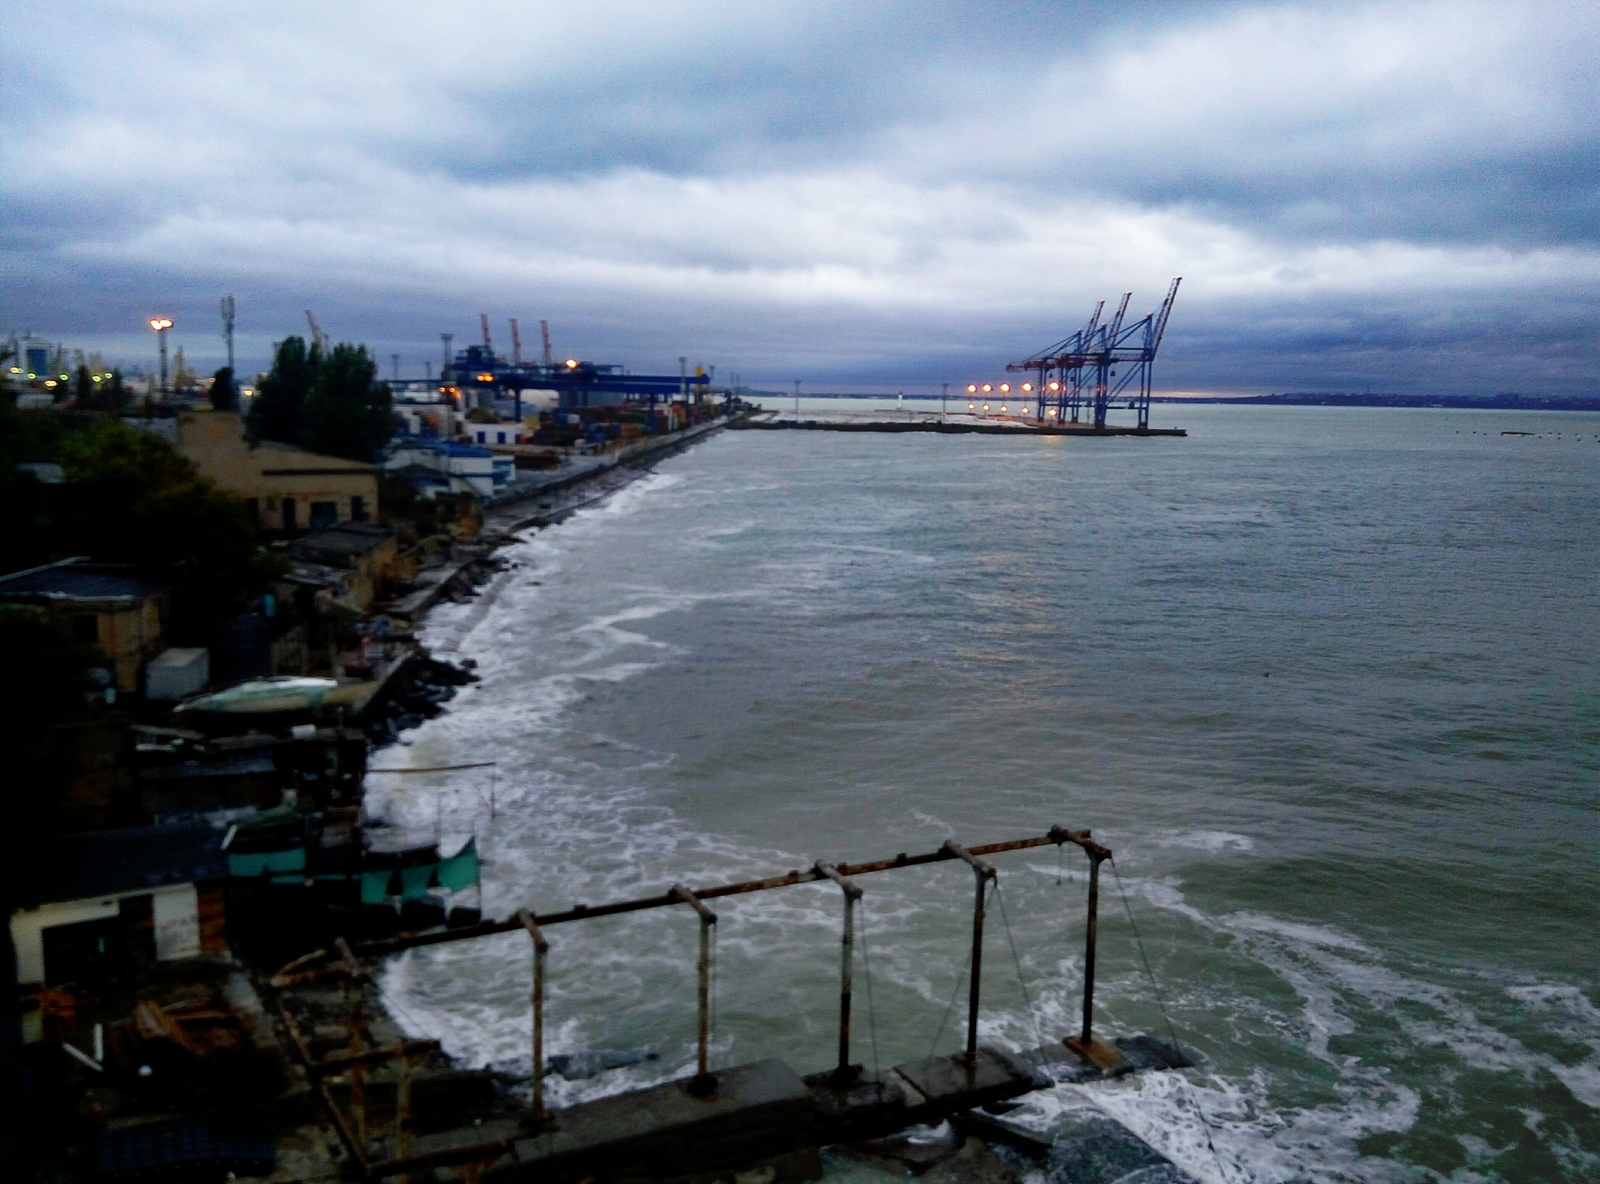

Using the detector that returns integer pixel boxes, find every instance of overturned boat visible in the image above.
[175,676,376,714]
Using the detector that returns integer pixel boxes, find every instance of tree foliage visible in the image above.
[249,335,319,444]
[299,343,394,461]
[55,421,276,642]
[210,366,239,410]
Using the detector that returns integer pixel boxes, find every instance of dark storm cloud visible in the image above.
[3,1,1596,394]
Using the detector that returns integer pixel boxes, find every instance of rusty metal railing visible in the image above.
[278,826,1113,1178]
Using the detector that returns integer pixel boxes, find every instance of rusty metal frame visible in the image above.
[282,826,1113,1179]
[354,826,1102,955]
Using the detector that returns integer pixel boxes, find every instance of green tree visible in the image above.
[57,421,275,642]
[249,335,319,444]
[74,363,93,406]
[300,342,394,461]
[99,369,130,414]
[210,365,238,410]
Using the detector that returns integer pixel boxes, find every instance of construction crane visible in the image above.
[1007,278,1181,429]
[479,313,493,357]
[540,320,553,369]
[304,310,327,353]
[510,318,523,367]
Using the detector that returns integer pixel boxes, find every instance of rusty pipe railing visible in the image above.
[348,827,1114,1074]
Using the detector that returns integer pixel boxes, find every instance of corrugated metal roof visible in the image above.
[22,822,228,906]
[0,562,165,602]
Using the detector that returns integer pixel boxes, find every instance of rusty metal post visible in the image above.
[334,938,371,1151]
[1081,851,1102,1045]
[517,910,550,1124]
[396,1052,413,1168]
[816,862,864,1084]
[671,884,718,1095]
[347,981,367,1148]
[942,841,996,1069]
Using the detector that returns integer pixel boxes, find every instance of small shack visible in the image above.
[0,560,168,693]
[10,822,229,1005]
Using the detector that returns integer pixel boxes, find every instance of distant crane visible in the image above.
[479,313,493,356]
[540,320,553,369]
[220,295,236,373]
[1007,277,1181,429]
[304,310,327,353]
[509,318,523,367]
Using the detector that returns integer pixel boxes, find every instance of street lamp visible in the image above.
[148,317,173,395]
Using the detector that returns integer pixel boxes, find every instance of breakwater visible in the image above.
[733,418,1185,437]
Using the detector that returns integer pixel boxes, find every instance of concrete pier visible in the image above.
[731,419,1185,437]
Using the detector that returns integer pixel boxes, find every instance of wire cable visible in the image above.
[925,907,978,1065]
[1110,858,1239,1184]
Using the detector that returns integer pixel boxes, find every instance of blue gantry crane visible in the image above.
[1006,278,1181,429]
[444,316,709,420]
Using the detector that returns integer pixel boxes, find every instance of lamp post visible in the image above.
[148,317,173,395]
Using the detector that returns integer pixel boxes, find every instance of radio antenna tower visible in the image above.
[220,295,236,372]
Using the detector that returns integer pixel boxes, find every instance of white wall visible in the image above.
[10,882,200,986]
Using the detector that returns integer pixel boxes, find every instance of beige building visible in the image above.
[176,410,379,534]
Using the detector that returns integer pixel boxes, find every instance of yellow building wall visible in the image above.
[177,411,379,533]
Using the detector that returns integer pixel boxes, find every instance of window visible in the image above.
[476,431,486,443]
[496,431,506,444]
[282,498,297,531]
[309,501,338,530]
[350,495,367,522]
[73,614,99,644]
[245,497,260,523]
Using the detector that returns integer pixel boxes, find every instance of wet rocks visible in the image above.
[364,654,478,746]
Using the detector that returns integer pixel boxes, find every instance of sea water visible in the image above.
[369,405,1599,1182]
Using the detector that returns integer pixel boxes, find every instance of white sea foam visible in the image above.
[371,445,1596,1183]
[1152,830,1257,855]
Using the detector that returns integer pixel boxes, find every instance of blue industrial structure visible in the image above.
[444,326,711,421]
[1006,278,1181,429]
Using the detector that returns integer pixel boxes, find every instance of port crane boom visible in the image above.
[1005,279,1181,429]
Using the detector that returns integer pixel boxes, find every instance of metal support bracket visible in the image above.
[941,841,996,1070]
[518,910,554,1128]
[671,885,719,1096]
[816,862,864,1084]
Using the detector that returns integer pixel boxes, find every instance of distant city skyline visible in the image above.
[5,1,1597,396]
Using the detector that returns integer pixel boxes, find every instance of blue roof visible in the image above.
[23,821,228,905]
[0,562,165,602]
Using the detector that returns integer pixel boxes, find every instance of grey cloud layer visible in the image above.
[4,0,1596,392]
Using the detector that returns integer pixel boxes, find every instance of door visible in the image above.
[282,497,297,531]
[41,916,123,988]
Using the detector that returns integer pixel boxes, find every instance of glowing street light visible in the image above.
[966,384,977,393]
[564,358,579,369]
[148,316,174,395]
[981,384,992,393]
[999,383,1009,393]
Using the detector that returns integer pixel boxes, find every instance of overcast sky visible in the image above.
[4,1,1597,394]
